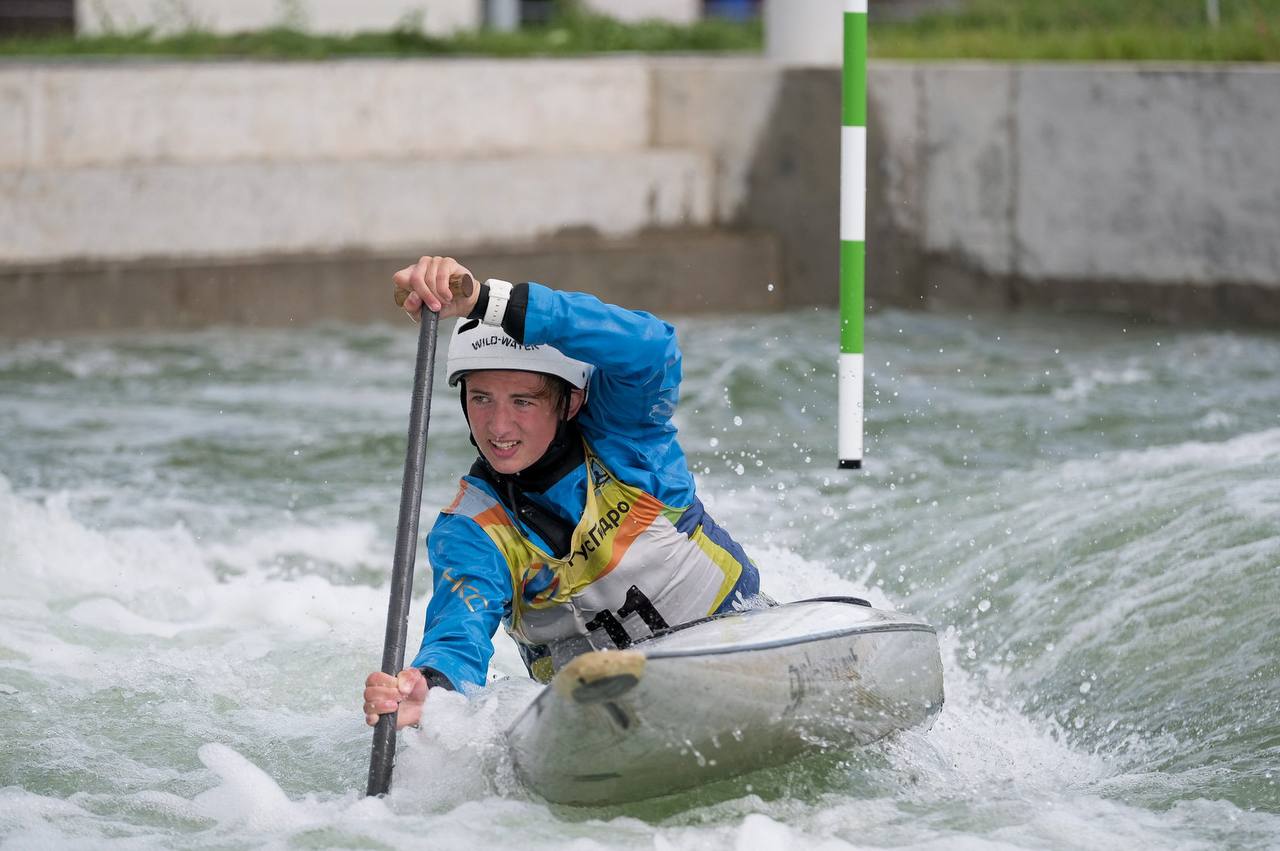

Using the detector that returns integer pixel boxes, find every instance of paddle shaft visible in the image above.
[366,308,440,797]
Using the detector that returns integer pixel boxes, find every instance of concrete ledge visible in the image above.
[903,253,1280,326]
[0,229,782,336]
[1,150,714,263]
[0,58,654,169]
[1009,276,1280,326]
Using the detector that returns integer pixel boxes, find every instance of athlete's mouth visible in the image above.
[490,439,520,451]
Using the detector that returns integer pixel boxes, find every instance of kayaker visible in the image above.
[363,255,764,730]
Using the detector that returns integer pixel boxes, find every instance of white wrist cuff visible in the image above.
[482,278,513,327]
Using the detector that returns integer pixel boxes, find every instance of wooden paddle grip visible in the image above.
[394,272,476,308]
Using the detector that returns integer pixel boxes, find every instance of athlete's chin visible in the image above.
[480,449,534,475]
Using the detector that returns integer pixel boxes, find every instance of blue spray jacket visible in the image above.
[409,283,759,690]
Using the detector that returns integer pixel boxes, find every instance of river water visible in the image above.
[1,307,1277,849]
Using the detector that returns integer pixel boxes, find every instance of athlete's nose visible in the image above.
[489,401,517,435]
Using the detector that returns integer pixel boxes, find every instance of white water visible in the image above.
[1,310,1277,849]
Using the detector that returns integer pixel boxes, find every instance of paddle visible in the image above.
[366,273,473,798]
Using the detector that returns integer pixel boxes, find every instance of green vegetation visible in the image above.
[0,2,760,60]
[0,0,1275,62]
[871,0,1280,62]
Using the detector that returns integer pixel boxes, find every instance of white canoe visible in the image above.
[506,597,945,805]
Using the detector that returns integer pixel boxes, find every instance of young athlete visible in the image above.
[363,256,763,729]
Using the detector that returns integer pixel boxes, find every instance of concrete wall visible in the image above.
[657,59,1280,322]
[868,62,1280,320]
[883,63,1280,287]
[0,56,762,334]
[0,59,711,265]
[76,1,480,36]
[2,57,1278,334]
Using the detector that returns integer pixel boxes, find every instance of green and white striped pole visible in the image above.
[839,0,866,470]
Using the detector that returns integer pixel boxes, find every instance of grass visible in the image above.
[870,0,1280,62]
[0,0,1275,62]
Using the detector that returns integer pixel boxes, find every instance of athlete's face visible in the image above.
[464,371,583,475]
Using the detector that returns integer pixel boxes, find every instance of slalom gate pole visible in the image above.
[838,0,867,470]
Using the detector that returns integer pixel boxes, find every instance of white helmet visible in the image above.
[446,318,592,389]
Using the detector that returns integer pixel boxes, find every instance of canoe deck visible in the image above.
[506,599,945,805]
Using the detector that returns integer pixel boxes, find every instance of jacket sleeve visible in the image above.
[408,512,513,692]
[515,282,681,436]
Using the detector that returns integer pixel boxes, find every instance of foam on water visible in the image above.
[0,475,209,601]
[194,743,317,832]
[0,474,391,673]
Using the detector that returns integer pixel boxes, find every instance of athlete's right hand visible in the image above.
[392,255,479,321]
[363,668,428,729]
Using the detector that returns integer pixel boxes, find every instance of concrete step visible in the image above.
[0,58,655,170]
[0,149,715,264]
